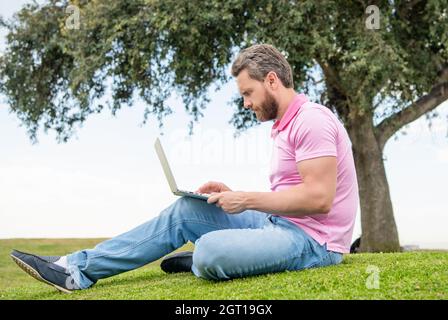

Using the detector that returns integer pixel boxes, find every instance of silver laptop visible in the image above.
[154,137,210,201]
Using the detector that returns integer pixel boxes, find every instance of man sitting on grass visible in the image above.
[11,44,359,293]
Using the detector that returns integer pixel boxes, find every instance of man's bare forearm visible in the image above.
[243,184,331,217]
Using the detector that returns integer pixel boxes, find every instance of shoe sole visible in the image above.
[10,254,72,294]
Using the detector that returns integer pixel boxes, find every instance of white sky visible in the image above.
[1,1,448,249]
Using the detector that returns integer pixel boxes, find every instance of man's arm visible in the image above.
[244,156,337,216]
[208,156,337,215]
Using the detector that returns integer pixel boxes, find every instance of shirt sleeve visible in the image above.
[291,108,338,163]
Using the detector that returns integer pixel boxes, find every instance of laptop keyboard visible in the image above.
[179,190,210,197]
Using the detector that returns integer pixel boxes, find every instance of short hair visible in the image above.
[231,44,294,88]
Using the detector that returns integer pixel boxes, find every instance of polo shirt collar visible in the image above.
[271,93,308,138]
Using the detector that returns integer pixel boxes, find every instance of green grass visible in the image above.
[0,238,447,300]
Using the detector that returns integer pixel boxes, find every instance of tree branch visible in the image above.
[316,58,348,98]
[376,80,448,150]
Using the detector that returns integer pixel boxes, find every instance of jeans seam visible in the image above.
[225,251,301,277]
[285,228,313,256]
[272,217,315,256]
[87,218,230,260]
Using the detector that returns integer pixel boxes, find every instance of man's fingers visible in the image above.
[197,181,213,193]
[207,192,219,204]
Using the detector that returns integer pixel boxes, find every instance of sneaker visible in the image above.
[38,254,61,263]
[10,250,80,293]
[160,251,193,273]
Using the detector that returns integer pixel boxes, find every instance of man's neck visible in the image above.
[276,89,298,121]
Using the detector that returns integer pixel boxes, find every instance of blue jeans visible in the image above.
[67,197,343,289]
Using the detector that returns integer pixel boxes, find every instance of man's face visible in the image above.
[236,69,279,122]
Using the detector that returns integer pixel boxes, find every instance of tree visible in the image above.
[1,0,447,252]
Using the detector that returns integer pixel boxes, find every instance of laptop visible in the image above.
[154,137,210,201]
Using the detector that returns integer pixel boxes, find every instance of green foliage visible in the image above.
[0,0,447,141]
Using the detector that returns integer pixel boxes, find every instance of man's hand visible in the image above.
[207,191,247,214]
[195,181,232,194]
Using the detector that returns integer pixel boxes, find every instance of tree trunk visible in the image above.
[347,114,401,252]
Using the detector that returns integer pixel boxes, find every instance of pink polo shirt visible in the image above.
[270,93,359,253]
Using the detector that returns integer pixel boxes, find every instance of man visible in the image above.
[11,44,359,293]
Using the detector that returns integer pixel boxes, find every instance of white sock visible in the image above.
[54,256,68,269]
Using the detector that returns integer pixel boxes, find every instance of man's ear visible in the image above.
[266,71,278,89]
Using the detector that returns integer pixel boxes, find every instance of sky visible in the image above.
[1,1,448,249]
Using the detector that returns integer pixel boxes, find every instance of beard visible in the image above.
[256,90,279,122]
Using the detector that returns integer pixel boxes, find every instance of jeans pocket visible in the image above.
[313,250,343,268]
[317,252,332,268]
[330,251,343,265]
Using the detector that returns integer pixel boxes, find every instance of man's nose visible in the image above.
[243,98,252,109]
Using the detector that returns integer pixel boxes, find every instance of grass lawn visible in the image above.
[0,238,447,300]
